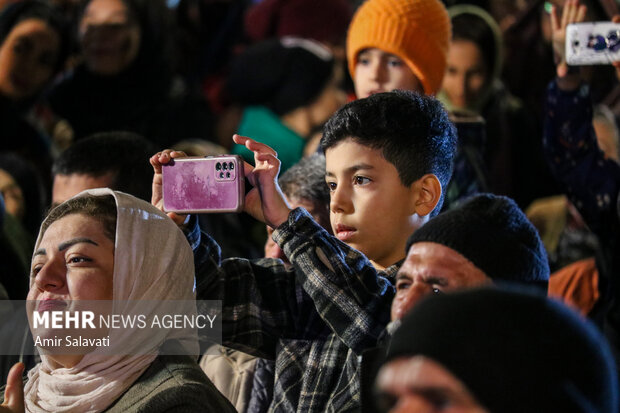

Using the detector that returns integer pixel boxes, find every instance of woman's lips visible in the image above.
[37,299,67,312]
[335,224,357,241]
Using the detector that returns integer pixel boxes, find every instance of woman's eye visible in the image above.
[30,266,42,277]
[387,59,403,67]
[354,176,371,185]
[432,287,443,295]
[326,182,337,191]
[68,257,92,264]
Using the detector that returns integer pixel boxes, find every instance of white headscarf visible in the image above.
[24,188,197,413]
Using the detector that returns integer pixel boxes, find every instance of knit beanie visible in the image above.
[346,0,451,95]
[386,288,619,413]
[244,0,353,45]
[226,37,334,117]
[406,193,549,291]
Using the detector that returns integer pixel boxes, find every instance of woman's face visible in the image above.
[0,18,60,101]
[442,39,488,109]
[79,0,141,75]
[28,213,115,304]
[0,169,25,220]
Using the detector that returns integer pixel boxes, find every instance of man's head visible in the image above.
[346,0,451,98]
[391,193,549,321]
[379,288,618,413]
[321,90,456,269]
[52,131,155,207]
[265,153,331,262]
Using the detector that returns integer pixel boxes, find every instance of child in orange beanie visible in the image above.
[346,0,451,98]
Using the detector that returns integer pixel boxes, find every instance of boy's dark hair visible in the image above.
[320,90,456,215]
[52,131,155,202]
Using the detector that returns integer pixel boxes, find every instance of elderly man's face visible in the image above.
[376,355,489,413]
[391,242,491,321]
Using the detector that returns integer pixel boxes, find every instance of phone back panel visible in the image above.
[162,156,244,214]
[566,22,620,65]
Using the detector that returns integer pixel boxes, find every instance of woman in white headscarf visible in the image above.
[0,188,235,412]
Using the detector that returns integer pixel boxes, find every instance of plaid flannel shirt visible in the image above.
[188,208,397,412]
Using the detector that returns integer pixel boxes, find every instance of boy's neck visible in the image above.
[370,256,403,272]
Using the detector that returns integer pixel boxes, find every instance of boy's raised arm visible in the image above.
[149,145,301,359]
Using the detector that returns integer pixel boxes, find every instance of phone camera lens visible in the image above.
[216,162,221,171]
[226,172,231,178]
[229,162,234,170]
[222,163,228,170]
[219,172,224,178]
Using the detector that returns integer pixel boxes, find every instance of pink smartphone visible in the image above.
[162,155,245,214]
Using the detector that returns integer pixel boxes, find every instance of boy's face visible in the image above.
[325,138,419,269]
[354,48,423,99]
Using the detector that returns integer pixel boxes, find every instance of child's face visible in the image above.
[325,139,418,269]
[354,48,422,99]
[0,18,60,101]
[442,39,488,109]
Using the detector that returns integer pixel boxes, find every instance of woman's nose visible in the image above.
[32,260,65,293]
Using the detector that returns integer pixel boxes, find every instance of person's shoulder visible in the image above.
[106,354,236,412]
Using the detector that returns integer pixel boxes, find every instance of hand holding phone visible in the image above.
[162,155,245,214]
[150,149,189,226]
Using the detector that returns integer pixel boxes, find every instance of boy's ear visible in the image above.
[410,174,441,217]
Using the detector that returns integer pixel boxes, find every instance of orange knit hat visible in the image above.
[346,0,451,95]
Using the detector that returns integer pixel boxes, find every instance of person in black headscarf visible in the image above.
[0,0,70,192]
[47,0,214,147]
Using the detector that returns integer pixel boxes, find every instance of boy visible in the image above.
[346,0,489,211]
[151,90,456,412]
[346,0,451,98]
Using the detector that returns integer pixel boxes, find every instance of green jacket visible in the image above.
[2,355,236,412]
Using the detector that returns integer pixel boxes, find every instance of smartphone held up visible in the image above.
[566,22,620,65]
[162,155,245,214]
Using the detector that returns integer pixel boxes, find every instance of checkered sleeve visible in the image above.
[273,208,395,355]
[189,217,301,360]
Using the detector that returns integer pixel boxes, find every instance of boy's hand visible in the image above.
[0,362,24,413]
[150,149,189,226]
[550,0,587,78]
[233,134,292,228]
